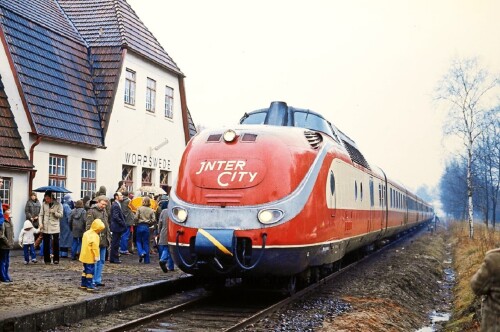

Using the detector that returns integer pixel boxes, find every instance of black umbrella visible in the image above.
[33,185,72,193]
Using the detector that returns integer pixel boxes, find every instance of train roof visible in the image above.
[240,101,373,171]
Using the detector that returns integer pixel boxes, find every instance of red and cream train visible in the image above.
[167,101,434,286]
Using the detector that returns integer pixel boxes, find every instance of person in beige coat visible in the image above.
[38,192,63,264]
[471,247,500,332]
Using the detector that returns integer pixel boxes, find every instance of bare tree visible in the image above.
[480,109,500,227]
[440,158,468,220]
[436,57,499,238]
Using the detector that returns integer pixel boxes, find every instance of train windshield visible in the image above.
[241,108,336,138]
[293,111,334,136]
[240,111,267,124]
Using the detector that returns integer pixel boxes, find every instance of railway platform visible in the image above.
[0,249,193,331]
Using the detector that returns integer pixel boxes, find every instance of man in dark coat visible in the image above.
[471,247,500,332]
[109,192,127,263]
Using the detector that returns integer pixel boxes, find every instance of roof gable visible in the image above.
[58,0,182,74]
[0,74,33,170]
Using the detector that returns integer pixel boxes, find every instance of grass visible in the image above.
[445,221,499,331]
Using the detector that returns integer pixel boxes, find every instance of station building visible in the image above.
[0,0,196,238]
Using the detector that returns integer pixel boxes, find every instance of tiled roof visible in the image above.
[0,0,83,43]
[58,0,182,75]
[0,4,104,147]
[89,46,123,131]
[0,75,33,170]
[0,0,192,148]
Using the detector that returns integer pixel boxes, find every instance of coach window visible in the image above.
[369,180,374,207]
[329,171,335,196]
[378,184,382,207]
[360,182,363,201]
[354,181,358,201]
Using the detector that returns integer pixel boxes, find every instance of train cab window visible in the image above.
[354,181,358,201]
[330,171,335,196]
[240,111,267,125]
[360,182,363,201]
[293,111,335,137]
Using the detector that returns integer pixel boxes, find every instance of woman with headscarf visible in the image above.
[25,192,41,229]
[59,194,73,258]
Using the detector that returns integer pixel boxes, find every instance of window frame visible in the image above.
[122,165,134,192]
[146,77,156,113]
[49,154,67,201]
[164,85,174,119]
[81,159,97,199]
[0,177,12,205]
[124,68,136,106]
[141,168,153,186]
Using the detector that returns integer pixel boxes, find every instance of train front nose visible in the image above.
[174,228,266,274]
[194,229,235,269]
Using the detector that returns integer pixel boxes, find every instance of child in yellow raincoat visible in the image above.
[79,219,104,291]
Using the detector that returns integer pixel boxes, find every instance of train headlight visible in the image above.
[223,129,237,142]
[258,209,284,224]
[172,206,188,223]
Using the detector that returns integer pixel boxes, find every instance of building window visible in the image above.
[146,78,156,112]
[160,170,170,194]
[142,168,153,186]
[0,177,12,205]
[164,86,174,119]
[81,159,96,199]
[49,155,67,188]
[124,69,136,106]
[49,154,67,201]
[122,165,134,192]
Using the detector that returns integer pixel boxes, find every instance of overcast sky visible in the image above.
[128,0,500,193]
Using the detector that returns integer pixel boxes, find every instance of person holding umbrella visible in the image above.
[38,191,63,264]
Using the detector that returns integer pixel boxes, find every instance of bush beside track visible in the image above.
[445,221,499,332]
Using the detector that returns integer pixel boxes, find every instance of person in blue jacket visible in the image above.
[0,178,4,226]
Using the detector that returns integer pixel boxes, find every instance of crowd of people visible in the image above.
[0,178,174,292]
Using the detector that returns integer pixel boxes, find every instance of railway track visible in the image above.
[102,226,425,332]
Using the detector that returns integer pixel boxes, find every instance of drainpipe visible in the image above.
[28,135,42,195]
